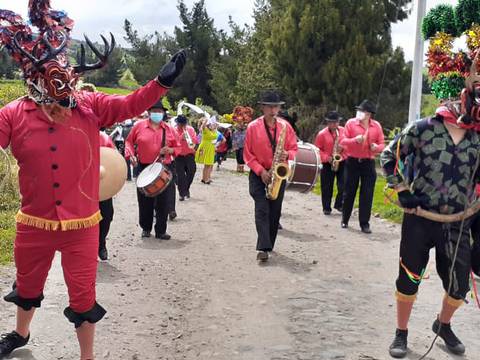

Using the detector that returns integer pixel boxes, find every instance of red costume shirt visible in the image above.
[125,120,180,165]
[0,80,168,231]
[99,131,115,149]
[174,124,198,156]
[340,117,385,159]
[244,117,298,176]
[314,126,346,163]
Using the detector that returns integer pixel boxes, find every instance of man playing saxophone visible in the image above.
[314,111,346,215]
[244,91,298,262]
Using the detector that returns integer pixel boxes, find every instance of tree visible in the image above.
[0,49,18,79]
[175,0,221,106]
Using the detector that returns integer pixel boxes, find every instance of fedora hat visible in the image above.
[258,90,285,106]
[325,111,343,122]
[149,99,168,111]
[355,99,377,114]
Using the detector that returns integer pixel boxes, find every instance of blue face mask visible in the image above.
[150,112,165,123]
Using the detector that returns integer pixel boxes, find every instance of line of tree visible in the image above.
[0,0,417,140]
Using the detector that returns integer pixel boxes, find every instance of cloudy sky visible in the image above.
[0,0,460,61]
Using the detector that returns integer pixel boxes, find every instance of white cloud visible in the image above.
[0,0,256,45]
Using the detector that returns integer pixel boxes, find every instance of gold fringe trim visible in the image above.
[15,210,102,231]
[396,291,417,303]
[444,294,464,308]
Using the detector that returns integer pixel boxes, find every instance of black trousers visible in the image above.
[99,198,114,251]
[342,158,376,226]
[397,214,471,300]
[137,163,175,236]
[249,171,286,251]
[320,162,344,211]
[126,158,132,181]
[169,161,177,213]
[176,154,197,197]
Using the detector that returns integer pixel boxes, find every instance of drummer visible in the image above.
[125,100,180,240]
[243,91,298,262]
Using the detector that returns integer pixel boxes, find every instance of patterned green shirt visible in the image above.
[380,117,480,214]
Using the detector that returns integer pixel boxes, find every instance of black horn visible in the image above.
[74,32,116,74]
[13,31,68,68]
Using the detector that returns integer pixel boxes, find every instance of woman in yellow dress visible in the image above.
[195,117,220,184]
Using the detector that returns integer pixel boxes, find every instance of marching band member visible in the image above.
[174,115,198,201]
[340,100,385,233]
[314,111,345,215]
[244,91,298,262]
[0,2,186,358]
[126,101,180,240]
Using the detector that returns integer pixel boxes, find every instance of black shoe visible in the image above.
[278,223,283,230]
[156,233,171,240]
[334,205,343,212]
[256,251,269,262]
[323,209,332,215]
[0,331,30,355]
[186,192,190,199]
[179,196,185,202]
[341,222,348,229]
[98,248,108,261]
[361,225,372,234]
[141,230,151,238]
[389,329,408,358]
[169,211,177,221]
[432,318,465,355]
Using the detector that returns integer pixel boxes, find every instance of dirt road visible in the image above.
[1,161,479,360]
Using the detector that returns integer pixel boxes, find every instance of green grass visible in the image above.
[96,87,133,95]
[312,173,403,224]
[0,211,16,264]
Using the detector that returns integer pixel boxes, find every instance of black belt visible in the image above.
[348,157,374,163]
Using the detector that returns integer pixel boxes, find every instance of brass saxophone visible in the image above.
[331,128,342,172]
[266,121,291,200]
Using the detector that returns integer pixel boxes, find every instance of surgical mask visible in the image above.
[356,111,366,120]
[150,113,164,123]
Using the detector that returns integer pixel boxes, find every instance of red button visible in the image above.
[50,145,57,152]
[55,200,62,206]
[53,183,60,188]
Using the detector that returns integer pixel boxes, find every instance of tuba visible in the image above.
[331,128,342,172]
[266,121,291,200]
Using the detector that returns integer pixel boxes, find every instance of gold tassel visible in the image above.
[15,210,102,231]
[395,291,417,303]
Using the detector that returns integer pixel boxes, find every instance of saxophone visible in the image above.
[266,121,291,200]
[331,128,342,172]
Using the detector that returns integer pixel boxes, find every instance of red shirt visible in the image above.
[125,120,180,165]
[0,80,168,231]
[340,117,385,159]
[99,131,115,149]
[314,126,346,163]
[244,117,298,176]
[174,124,198,156]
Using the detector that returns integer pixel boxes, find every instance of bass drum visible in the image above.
[287,142,321,193]
[136,162,173,197]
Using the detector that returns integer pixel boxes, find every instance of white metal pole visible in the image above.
[408,0,427,123]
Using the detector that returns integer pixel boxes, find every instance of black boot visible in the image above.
[432,319,465,355]
[389,329,408,358]
[0,331,30,355]
[98,247,108,261]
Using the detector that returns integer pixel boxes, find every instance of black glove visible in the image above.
[157,49,187,88]
[397,190,423,209]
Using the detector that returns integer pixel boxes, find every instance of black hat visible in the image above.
[176,115,188,124]
[355,99,377,114]
[325,111,342,122]
[258,90,285,105]
[149,99,168,111]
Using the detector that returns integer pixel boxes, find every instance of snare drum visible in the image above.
[287,142,322,193]
[136,163,173,197]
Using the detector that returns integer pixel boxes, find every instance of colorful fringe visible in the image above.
[15,210,102,231]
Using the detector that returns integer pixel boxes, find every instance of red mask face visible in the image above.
[38,60,78,100]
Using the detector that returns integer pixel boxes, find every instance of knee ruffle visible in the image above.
[3,287,44,311]
[64,302,107,328]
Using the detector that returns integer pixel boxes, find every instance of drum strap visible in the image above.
[159,127,166,160]
[263,119,277,155]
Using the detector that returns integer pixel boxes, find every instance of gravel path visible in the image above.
[1,160,479,360]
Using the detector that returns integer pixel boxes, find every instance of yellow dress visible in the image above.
[195,128,217,165]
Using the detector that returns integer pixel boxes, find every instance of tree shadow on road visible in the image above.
[96,262,129,284]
